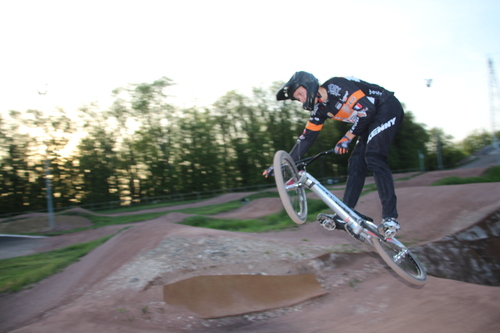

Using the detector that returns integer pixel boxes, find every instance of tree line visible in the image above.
[0,76,491,216]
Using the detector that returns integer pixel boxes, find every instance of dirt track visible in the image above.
[1,166,500,333]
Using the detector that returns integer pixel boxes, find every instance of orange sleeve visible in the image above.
[305,122,324,132]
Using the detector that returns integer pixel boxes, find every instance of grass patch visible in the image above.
[93,199,203,214]
[176,201,244,215]
[349,278,362,288]
[91,193,278,221]
[395,172,425,182]
[81,212,168,227]
[41,192,281,236]
[94,191,279,215]
[181,199,327,232]
[181,214,292,233]
[38,213,168,236]
[0,227,129,293]
[305,199,333,221]
[360,183,378,197]
[431,166,500,186]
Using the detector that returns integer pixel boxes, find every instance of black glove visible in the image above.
[262,165,274,178]
[334,135,352,154]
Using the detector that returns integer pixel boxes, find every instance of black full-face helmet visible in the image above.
[276,71,319,111]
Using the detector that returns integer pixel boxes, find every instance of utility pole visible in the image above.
[45,158,55,229]
[38,83,55,230]
[488,58,500,165]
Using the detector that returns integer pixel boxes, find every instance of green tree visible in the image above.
[426,128,466,170]
[212,91,247,188]
[106,96,141,202]
[0,108,79,214]
[0,116,32,213]
[389,110,429,172]
[25,109,78,209]
[254,85,301,153]
[458,129,497,155]
[77,135,120,205]
[111,77,177,198]
[174,107,222,192]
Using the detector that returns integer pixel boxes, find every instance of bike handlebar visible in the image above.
[295,149,336,168]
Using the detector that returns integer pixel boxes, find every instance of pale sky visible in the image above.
[1,0,499,141]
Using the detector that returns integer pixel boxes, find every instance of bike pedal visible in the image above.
[317,214,336,231]
[321,220,336,231]
[317,213,347,231]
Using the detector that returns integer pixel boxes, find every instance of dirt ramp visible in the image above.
[395,167,488,188]
[163,274,328,318]
[210,198,283,219]
[355,182,500,243]
[413,207,500,286]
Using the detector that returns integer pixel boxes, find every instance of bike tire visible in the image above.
[372,237,427,286]
[273,150,308,224]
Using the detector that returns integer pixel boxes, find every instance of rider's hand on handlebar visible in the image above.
[335,135,352,154]
[262,165,274,178]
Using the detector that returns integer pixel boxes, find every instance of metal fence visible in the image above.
[0,182,279,219]
[2,167,431,220]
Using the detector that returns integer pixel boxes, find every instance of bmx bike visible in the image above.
[273,149,427,286]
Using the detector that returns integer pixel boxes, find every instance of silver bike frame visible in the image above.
[297,170,365,235]
[280,151,426,285]
[294,169,409,251]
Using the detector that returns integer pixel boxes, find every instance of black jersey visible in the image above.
[289,77,394,161]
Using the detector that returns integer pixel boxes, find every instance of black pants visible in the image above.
[342,95,404,220]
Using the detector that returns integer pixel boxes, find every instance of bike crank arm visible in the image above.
[360,220,385,240]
